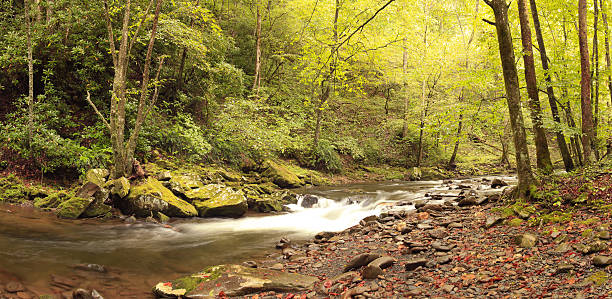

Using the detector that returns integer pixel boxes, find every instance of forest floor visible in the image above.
[243,167,612,299]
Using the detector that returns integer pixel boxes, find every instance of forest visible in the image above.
[0,0,611,298]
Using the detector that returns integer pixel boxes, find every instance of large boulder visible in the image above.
[120,178,197,218]
[163,173,205,198]
[153,264,318,298]
[34,191,69,210]
[184,184,225,202]
[262,160,303,188]
[247,194,284,212]
[193,188,248,218]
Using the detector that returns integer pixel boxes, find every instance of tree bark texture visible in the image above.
[253,0,262,95]
[529,0,574,171]
[486,0,534,198]
[517,0,552,172]
[602,0,612,109]
[26,0,34,145]
[578,0,595,163]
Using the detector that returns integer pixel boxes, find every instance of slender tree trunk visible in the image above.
[517,0,553,172]
[602,0,612,109]
[529,0,574,171]
[416,4,428,168]
[448,112,463,169]
[593,0,601,160]
[26,0,34,145]
[579,0,595,163]
[486,0,534,198]
[252,0,262,95]
[402,37,409,138]
[45,0,52,24]
[314,0,340,147]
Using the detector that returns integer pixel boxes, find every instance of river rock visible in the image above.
[262,160,304,188]
[120,178,197,218]
[344,253,382,272]
[164,174,205,198]
[5,281,24,293]
[153,264,317,298]
[485,215,503,228]
[193,188,247,218]
[56,196,94,219]
[514,233,538,248]
[368,256,396,269]
[85,169,109,187]
[404,258,428,271]
[301,194,318,208]
[362,265,384,279]
[592,256,612,267]
[109,177,130,199]
[491,178,508,188]
[247,194,284,212]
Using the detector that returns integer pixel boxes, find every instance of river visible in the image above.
[0,176,514,297]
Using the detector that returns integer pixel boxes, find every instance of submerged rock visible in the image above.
[193,188,247,218]
[120,178,197,218]
[152,264,317,298]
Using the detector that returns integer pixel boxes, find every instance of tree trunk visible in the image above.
[529,0,574,171]
[579,0,595,163]
[448,112,463,169]
[416,5,428,168]
[517,0,553,172]
[402,37,409,138]
[593,0,601,160]
[486,0,534,198]
[98,0,163,178]
[602,0,612,109]
[252,0,262,95]
[26,0,34,145]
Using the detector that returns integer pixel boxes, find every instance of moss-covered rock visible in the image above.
[34,191,69,210]
[193,188,247,218]
[247,194,284,212]
[109,177,130,198]
[262,160,304,188]
[153,264,318,298]
[184,184,225,202]
[406,167,422,181]
[122,178,197,218]
[56,196,94,219]
[164,173,205,198]
[85,169,109,187]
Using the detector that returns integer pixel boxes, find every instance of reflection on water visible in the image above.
[0,176,515,294]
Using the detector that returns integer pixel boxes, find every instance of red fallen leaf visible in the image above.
[218,291,228,299]
[285,294,295,299]
[323,281,332,288]
[162,282,172,287]
[216,283,222,287]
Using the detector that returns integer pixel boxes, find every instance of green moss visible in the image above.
[262,160,303,188]
[126,178,197,217]
[582,229,594,238]
[56,196,93,219]
[0,175,30,203]
[583,271,609,286]
[34,191,69,210]
[506,218,524,227]
[85,169,109,187]
[193,188,247,217]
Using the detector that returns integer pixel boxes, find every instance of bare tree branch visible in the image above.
[85,91,111,131]
[128,0,154,54]
[103,0,118,68]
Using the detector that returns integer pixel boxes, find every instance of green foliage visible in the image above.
[310,140,342,173]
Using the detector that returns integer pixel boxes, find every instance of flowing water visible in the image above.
[0,176,514,296]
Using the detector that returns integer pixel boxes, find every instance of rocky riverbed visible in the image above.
[154,177,612,299]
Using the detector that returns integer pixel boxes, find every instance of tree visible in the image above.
[253,0,262,95]
[87,0,164,178]
[602,0,612,108]
[529,0,574,171]
[484,0,534,197]
[25,0,34,145]
[579,0,595,163]
[517,0,552,172]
